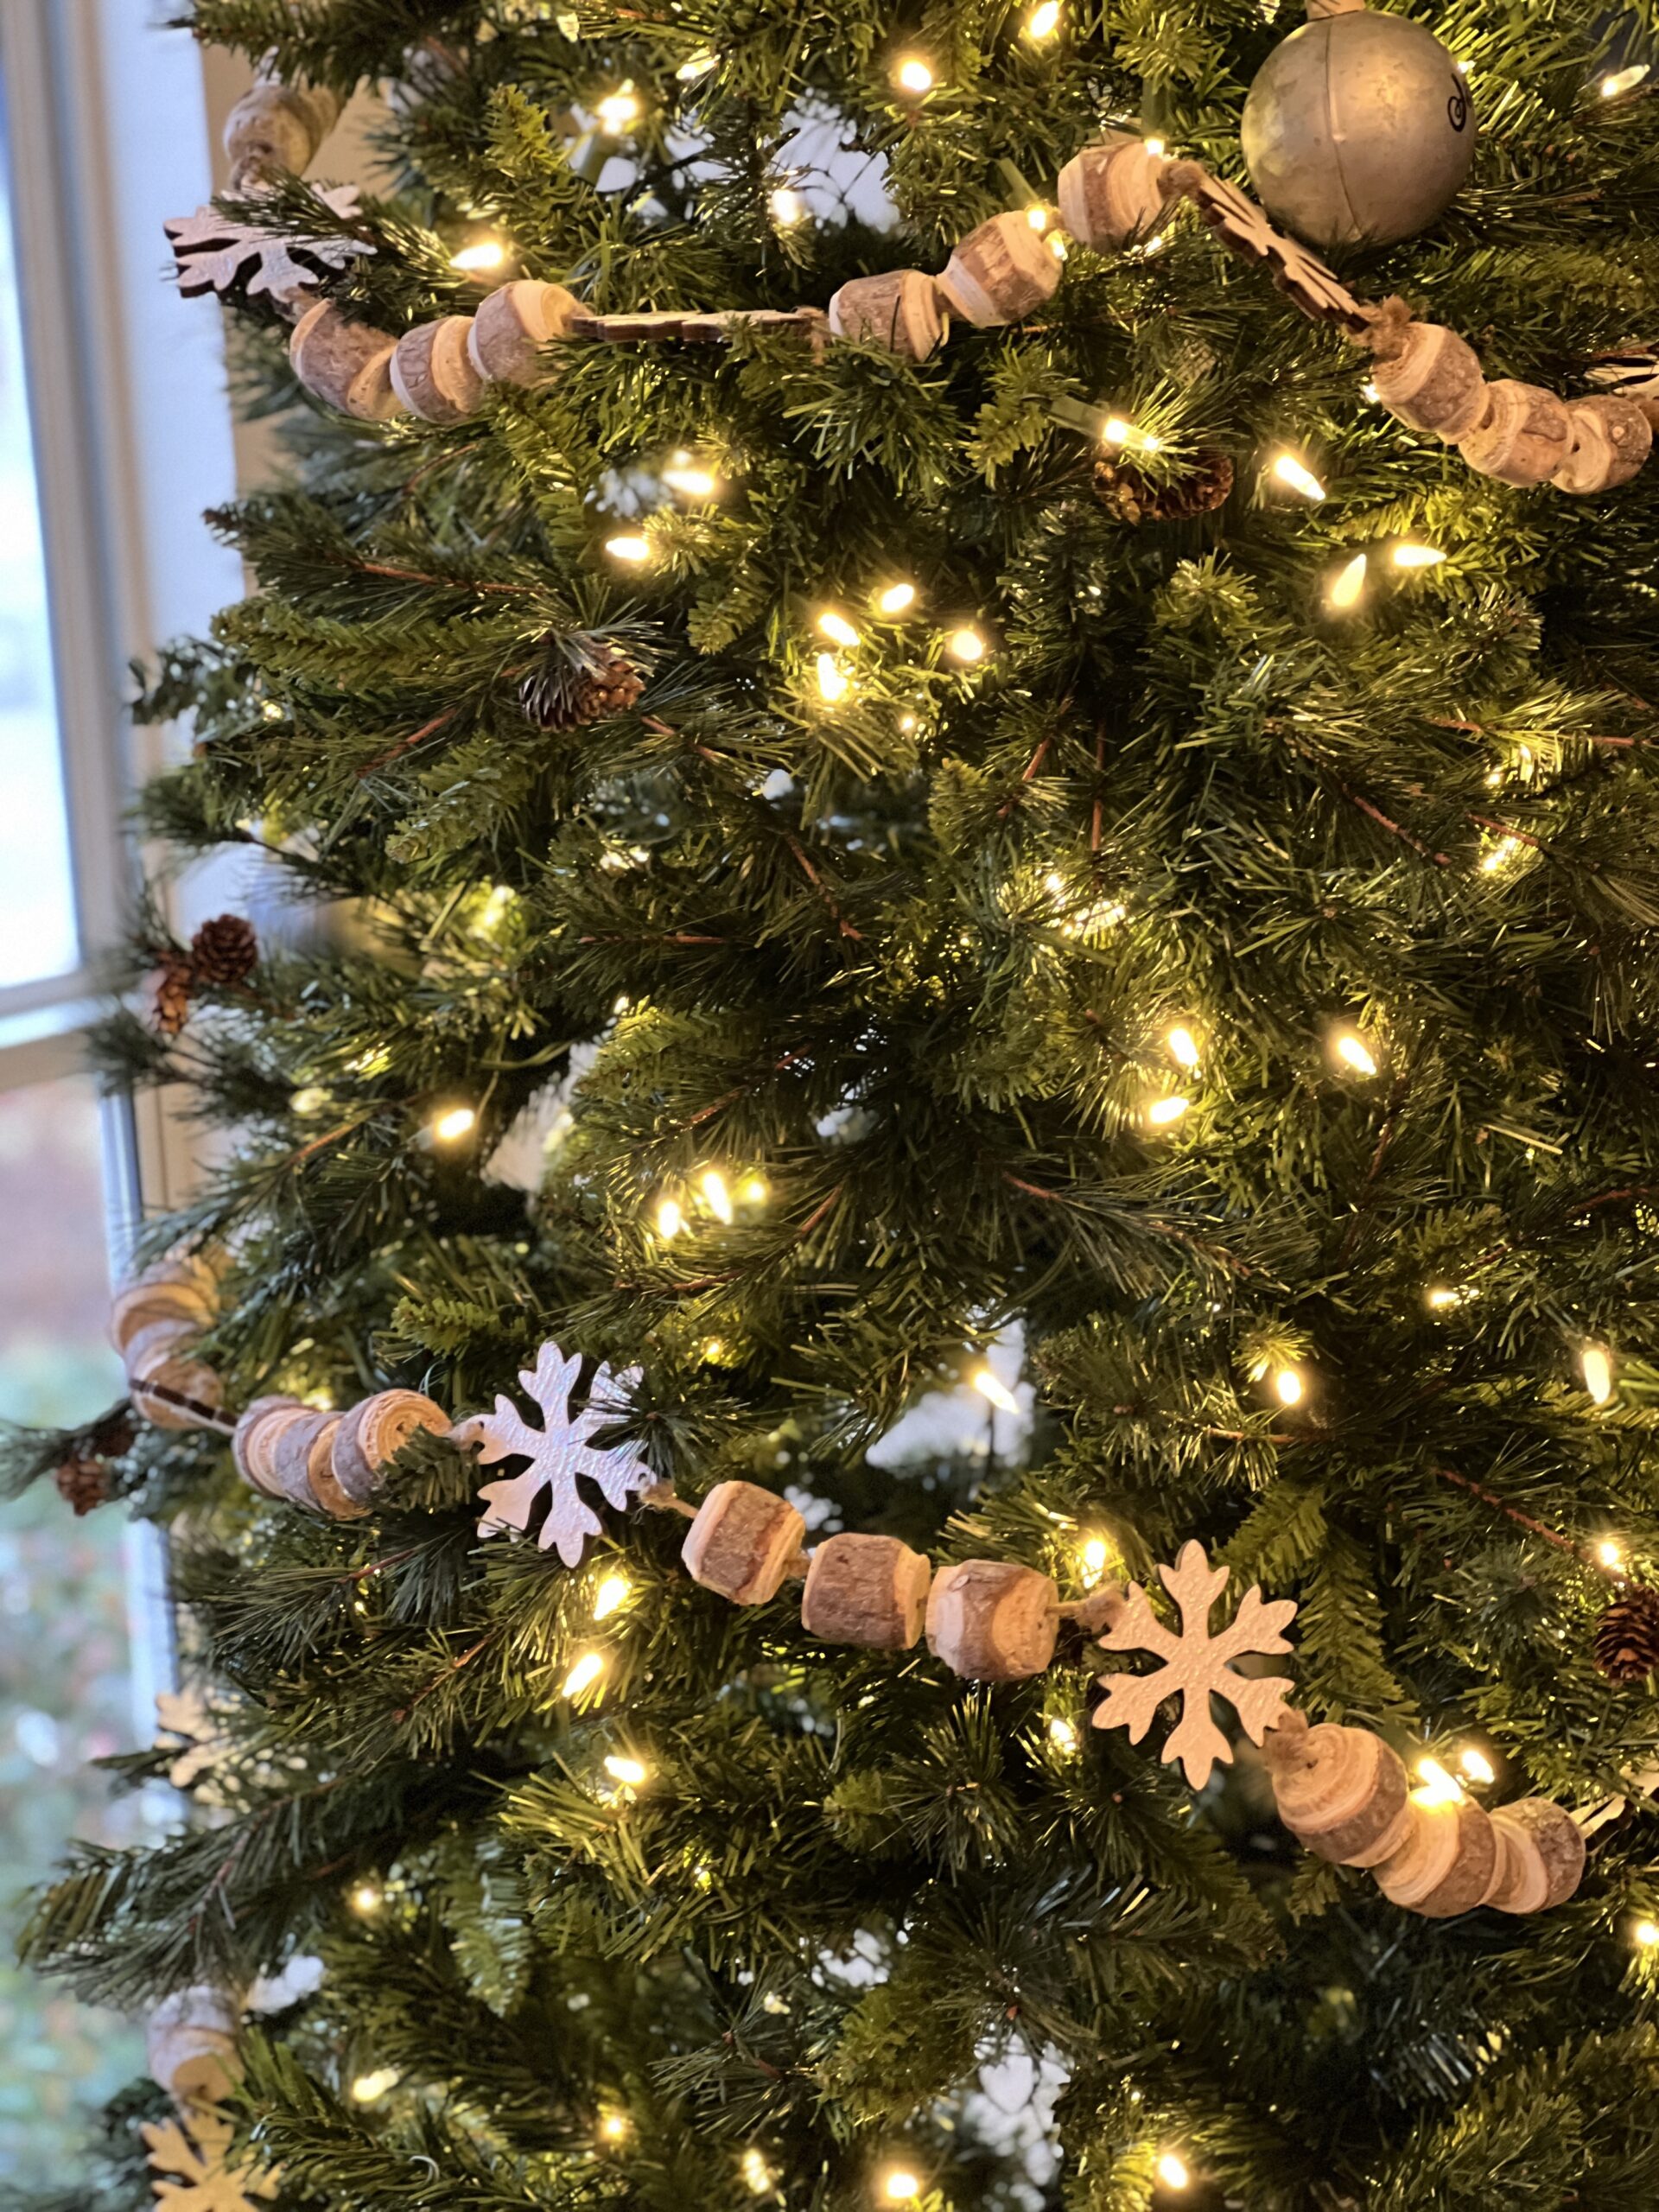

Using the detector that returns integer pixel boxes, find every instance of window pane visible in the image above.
[0,89,77,993]
[0,1077,143,2181]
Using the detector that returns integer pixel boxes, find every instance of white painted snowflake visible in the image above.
[165,186,372,308]
[142,2110,280,2211]
[454,1340,653,1566]
[1090,1540,1298,1789]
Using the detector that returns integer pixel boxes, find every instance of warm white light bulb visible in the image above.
[596,88,641,132]
[1027,0,1062,37]
[816,653,850,702]
[351,2068,400,2102]
[877,582,917,616]
[770,187,805,226]
[818,610,861,647]
[1143,137,1166,157]
[1027,203,1050,231]
[605,533,652,564]
[1598,1539,1624,1571]
[1582,1343,1616,1405]
[1080,1535,1110,1586]
[432,1105,476,1143]
[742,1175,768,1205]
[1393,542,1446,569]
[677,49,717,81]
[663,463,720,499]
[450,238,506,274]
[1155,2152,1190,2190]
[1328,552,1369,612]
[593,1573,631,1620]
[1459,1747,1496,1786]
[972,1366,1021,1415]
[1604,64,1650,99]
[599,2110,631,2142]
[1274,1368,1304,1408]
[1334,1031,1378,1077]
[1271,451,1326,501]
[741,2147,774,2194]
[1634,1916,1659,1948]
[603,1754,649,1787]
[656,1198,685,1239]
[563,1651,606,1698]
[894,58,934,94]
[1426,1286,1463,1312]
[700,1167,734,1223]
[1048,1714,1079,1750]
[882,2173,921,2204]
[1165,1025,1200,1071]
[1414,1757,1465,1807]
[1102,416,1132,447]
[349,1882,383,1916]
[946,626,986,663]
[1147,1095,1190,1127]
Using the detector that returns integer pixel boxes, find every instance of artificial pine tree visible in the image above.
[14,3,1659,2207]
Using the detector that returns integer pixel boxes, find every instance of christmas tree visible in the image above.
[13,2,1659,2206]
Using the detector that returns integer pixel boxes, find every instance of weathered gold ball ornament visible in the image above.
[1241,0,1476,249]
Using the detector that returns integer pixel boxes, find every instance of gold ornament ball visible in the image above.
[1241,4,1477,249]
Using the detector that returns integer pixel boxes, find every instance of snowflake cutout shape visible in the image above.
[1090,1539,1297,1789]
[454,1340,653,1567]
[143,2110,280,2211]
[164,186,372,308]
[1180,171,1367,333]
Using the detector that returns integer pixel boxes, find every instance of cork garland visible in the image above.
[166,79,1655,498]
[124,1303,1593,1923]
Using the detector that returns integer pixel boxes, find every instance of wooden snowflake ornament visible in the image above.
[454,1340,653,1566]
[1091,1541,1298,1789]
[142,2109,279,2212]
[165,186,372,310]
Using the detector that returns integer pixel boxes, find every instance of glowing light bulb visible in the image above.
[817,610,861,647]
[1102,416,1132,447]
[1481,835,1522,874]
[894,58,934,95]
[290,1085,328,1117]
[349,1882,383,1916]
[604,1754,649,1786]
[1459,1746,1496,1786]
[1143,137,1166,157]
[563,1650,606,1699]
[593,1573,631,1619]
[599,2110,631,2143]
[770,187,805,226]
[741,2147,775,2194]
[1165,1025,1200,1071]
[1155,2152,1190,2190]
[1426,1286,1464,1312]
[451,238,506,274]
[596,87,641,132]
[432,1105,476,1143]
[1414,1758,1465,1806]
[1328,552,1369,611]
[1634,1917,1659,1948]
[1362,378,1381,403]
[351,2069,400,2102]
[972,1366,1021,1415]
[1599,1539,1625,1571]
[1147,1095,1190,1127]
[1603,64,1650,99]
[677,49,716,80]
[877,582,917,615]
[897,712,918,732]
[700,1167,734,1223]
[663,462,720,499]
[1393,542,1446,569]
[1080,1535,1110,1586]
[605,533,652,564]
[882,2173,921,2204]
[1027,203,1050,231]
[1027,0,1062,37]
[1271,451,1326,501]
[816,652,850,702]
[946,626,986,663]
[1333,1031,1378,1077]
[742,1175,768,1204]
[1048,1714,1079,1751]
[1274,1368,1305,1408]
[1582,1343,1616,1405]
[656,1198,685,1238]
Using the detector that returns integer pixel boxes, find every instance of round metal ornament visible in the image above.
[1241,3,1476,249]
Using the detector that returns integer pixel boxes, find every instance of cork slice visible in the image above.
[331,1389,449,1505]
[232,1396,308,1497]
[304,1415,362,1519]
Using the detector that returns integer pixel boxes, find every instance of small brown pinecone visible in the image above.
[1593,1586,1659,1684]
[189,913,258,988]
[54,1454,111,1516]
[522,652,645,731]
[1092,448,1234,524]
[90,1409,137,1460]
[149,951,194,1037]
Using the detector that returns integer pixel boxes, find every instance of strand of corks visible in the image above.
[109,1253,228,1432]
[232,1389,450,1517]
[1265,1708,1586,1916]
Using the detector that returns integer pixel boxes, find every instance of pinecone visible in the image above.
[1593,1586,1659,1683]
[54,1454,111,1516]
[189,913,259,988]
[149,951,194,1037]
[1092,448,1234,524]
[521,651,645,731]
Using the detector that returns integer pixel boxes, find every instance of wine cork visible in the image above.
[1553,395,1653,495]
[223,82,340,182]
[827,270,946,360]
[269,1409,337,1511]
[303,1415,360,1519]
[467,280,582,385]
[681,1481,806,1605]
[1265,1715,1412,1866]
[122,1316,202,1380]
[925,1560,1058,1681]
[110,1277,215,1353]
[329,1389,450,1506]
[232,1397,310,1498]
[289,302,405,422]
[801,1533,931,1649]
[146,1986,242,2109]
[1374,1794,1497,1917]
[131,1356,224,1431]
[1369,321,1489,442]
[1482,1799,1587,1913]
[935,212,1059,327]
[391,315,486,423]
[1057,135,1172,252]
[1459,380,1573,488]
